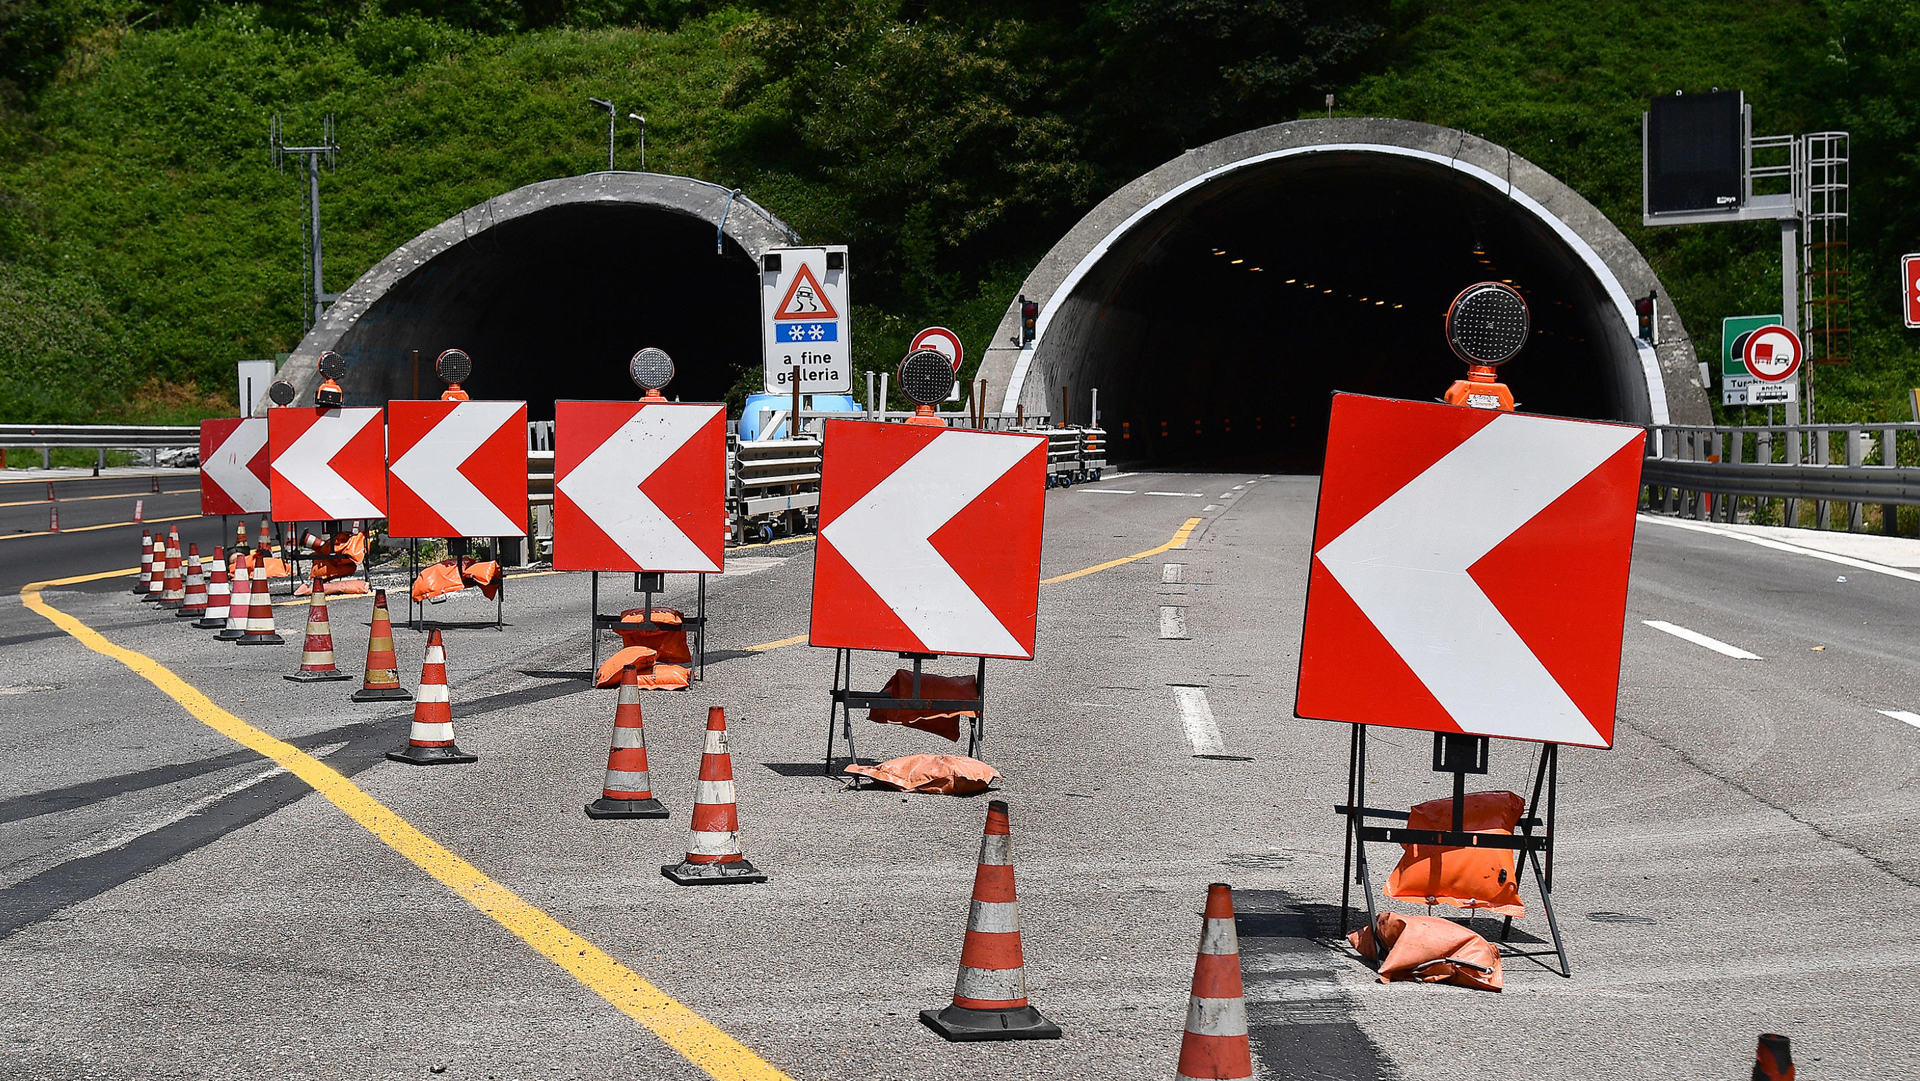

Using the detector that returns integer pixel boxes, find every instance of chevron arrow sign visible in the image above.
[553,401,726,573]
[810,420,1048,660]
[388,400,528,539]
[267,406,388,522]
[200,417,270,515]
[1295,394,1646,749]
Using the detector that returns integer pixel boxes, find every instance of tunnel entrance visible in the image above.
[284,174,797,418]
[981,121,1704,471]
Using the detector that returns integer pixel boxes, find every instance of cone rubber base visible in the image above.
[352,685,413,702]
[194,616,227,629]
[175,608,205,619]
[919,1004,1062,1042]
[156,600,183,610]
[661,860,766,885]
[132,585,149,596]
[236,634,286,645]
[386,744,478,766]
[285,670,353,682]
[586,797,669,820]
[213,628,245,640]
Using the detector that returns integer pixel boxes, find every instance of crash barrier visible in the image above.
[1037,425,1107,487]
[0,423,197,471]
[1642,421,1920,535]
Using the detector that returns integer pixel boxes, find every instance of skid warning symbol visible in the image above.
[774,264,839,321]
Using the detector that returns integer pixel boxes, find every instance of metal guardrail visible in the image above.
[0,424,199,448]
[1642,422,1920,535]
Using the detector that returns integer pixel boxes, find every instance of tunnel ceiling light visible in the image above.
[629,347,676,399]
[1212,249,1227,255]
[1285,278,1297,283]
[1446,282,1530,367]
[1230,259,1244,264]
[1323,289,1333,294]
[1393,304,1403,309]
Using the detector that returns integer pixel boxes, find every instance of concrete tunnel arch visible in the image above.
[976,118,1710,470]
[275,172,800,417]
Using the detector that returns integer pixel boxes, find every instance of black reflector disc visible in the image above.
[267,380,297,406]
[317,351,348,380]
[435,348,473,384]
[1446,282,1530,366]
[629,347,674,391]
[898,349,955,405]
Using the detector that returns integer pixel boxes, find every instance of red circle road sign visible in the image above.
[909,326,964,372]
[1742,325,1802,382]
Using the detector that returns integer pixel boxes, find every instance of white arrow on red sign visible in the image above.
[1296,395,1645,749]
[388,400,528,539]
[553,401,726,573]
[267,406,388,522]
[811,420,1048,659]
[200,417,270,514]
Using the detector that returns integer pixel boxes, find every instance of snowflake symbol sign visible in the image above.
[808,324,826,340]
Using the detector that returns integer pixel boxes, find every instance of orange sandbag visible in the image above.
[1385,790,1527,917]
[330,532,367,563]
[592,646,690,690]
[464,560,501,599]
[293,578,370,597]
[259,556,292,578]
[310,556,358,583]
[844,754,1000,795]
[868,670,978,742]
[412,560,466,603]
[1348,911,1503,992]
[614,607,691,664]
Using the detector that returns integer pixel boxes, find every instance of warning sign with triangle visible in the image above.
[774,263,839,321]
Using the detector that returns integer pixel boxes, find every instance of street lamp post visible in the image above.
[628,113,646,171]
[587,97,615,171]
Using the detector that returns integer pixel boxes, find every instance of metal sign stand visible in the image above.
[588,571,708,681]
[1335,727,1570,977]
[825,649,987,785]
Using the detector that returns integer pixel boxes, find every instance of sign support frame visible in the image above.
[587,570,708,683]
[406,537,506,633]
[824,648,987,785]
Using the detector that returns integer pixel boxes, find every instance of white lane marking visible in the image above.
[1203,504,1222,511]
[1171,686,1225,756]
[1159,606,1189,639]
[719,557,784,577]
[1219,493,1235,498]
[1639,515,1920,584]
[1080,489,1137,495]
[1878,710,1920,730]
[1232,485,1247,490]
[1162,563,1185,584]
[1642,620,1762,659]
[1146,491,1203,497]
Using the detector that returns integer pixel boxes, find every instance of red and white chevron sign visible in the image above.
[553,401,726,573]
[267,406,388,522]
[387,400,529,539]
[810,420,1048,659]
[200,418,270,515]
[1295,394,1646,749]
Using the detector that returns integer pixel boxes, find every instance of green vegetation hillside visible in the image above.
[2,0,1917,425]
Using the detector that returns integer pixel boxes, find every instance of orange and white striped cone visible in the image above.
[47,505,59,533]
[1753,1034,1795,1081]
[215,552,250,639]
[386,628,476,764]
[256,517,271,556]
[234,519,248,554]
[661,707,765,884]
[196,546,232,629]
[1175,883,1253,1081]
[586,665,669,819]
[285,594,351,681]
[157,533,186,608]
[920,800,1061,1041]
[133,497,143,523]
[133,529,154,595]
[175,544,209,618]
[236,561,284,645]
[143,533,167,600]
[352,589,412,702]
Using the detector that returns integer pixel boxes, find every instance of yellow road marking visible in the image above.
[22,566,141,588]
[1041,516,1202,584]
[18,582,794,1081]
[747,634,808,652]
[725,534,815,551]
[3,512,201,541]
[0,487,197,509]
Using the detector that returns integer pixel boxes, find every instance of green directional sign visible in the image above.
[1722,314,1782,376]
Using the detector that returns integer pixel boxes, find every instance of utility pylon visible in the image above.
[271,115,340,333]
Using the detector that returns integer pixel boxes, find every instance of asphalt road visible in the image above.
[0,470,226,593]
[1,473,1915,1080]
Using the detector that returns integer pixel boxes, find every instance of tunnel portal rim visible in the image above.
[986,120,1704,427]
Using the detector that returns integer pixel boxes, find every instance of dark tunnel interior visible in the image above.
[1051,152,1644,471]
[334,203,760,419]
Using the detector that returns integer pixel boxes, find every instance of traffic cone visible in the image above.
[45,480,54,501]
[386,628,476,765]
[133,529,153,595]
[215,552,250,640]
[586,665,669,819]
[236,560,284,645]
[256,517,270,556]
[285,594,351,681]
[661,707,765,885]
[157,532,185,608]
[196,546,231,629]
[175,544,208,618]
[133,497,143,523]
[1173,883,1253,1080]
[144,533,167,600]
[1753,1034,1795,1081]
[352,589,412,702]
[920,800,1060,1041]
[235,519,248,554]
[47,505,59,533]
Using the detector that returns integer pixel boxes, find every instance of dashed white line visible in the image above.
[1878,710,1920,730]
[1146,491,1203,497]
[1080,489,1137,495]
[1161,563,1184,584]
[1642,620,1761,659]
[1159,606,1189,639]
[1171,686,1225,756]
[1202,504,1222,511]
